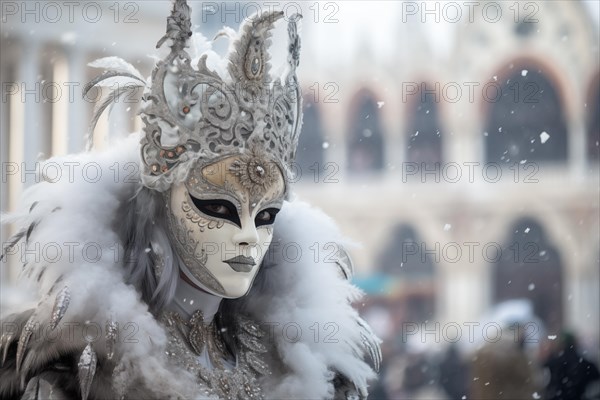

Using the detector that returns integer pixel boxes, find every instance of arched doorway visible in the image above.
[377,224,436,323]
[492,218,563,332]
[484,64,568,164]
[406,83,443,166]
[347,89,384,173]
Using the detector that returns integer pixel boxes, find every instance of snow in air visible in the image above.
[540,131,550,144]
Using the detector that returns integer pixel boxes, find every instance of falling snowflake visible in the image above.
[532,392,541,399]
[322,141,330,149]
[548,335,557,340]
[521,69,529,77]
[444,224,452,231]
[377,101,385,108]
[528,283,535,291]
[524,227,530,233]
[540,131,550,144]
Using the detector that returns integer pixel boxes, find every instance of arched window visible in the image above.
[377,224,436,323]
[587,77,599,162]
[406,83,443,166]
[484,65,567,164]
[347,90,384,173]
[295,99,325,182]
[493,218,563,331]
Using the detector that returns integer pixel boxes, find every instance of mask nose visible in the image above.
[233,216,259,248]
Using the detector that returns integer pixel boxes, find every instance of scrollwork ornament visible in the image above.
[160,311,270,399]
[164,192,224,294]
[132,5,302,195]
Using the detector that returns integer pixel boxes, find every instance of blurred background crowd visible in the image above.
[1,1,599,398]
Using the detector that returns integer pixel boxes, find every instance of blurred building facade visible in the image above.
[1,0,599,360]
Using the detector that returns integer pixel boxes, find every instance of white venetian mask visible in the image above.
[165,150,285,298]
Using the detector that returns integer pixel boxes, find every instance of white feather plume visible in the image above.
[88,56,145,81]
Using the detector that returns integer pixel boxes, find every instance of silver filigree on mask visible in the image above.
[164,191,223,295]
[228,144,280,199]
[161,310,270,399]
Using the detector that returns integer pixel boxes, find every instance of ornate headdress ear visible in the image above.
[155,0,192,52]
[85,0,302,193]
[228,11,284,88]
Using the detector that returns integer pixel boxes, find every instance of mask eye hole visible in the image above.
[255,208,280,227]
[189,195,241,227]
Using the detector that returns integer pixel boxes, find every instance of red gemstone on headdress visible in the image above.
[167,151,175,158]
[161,165,168,172]
[176,146,185,154]
[182,106,190,114]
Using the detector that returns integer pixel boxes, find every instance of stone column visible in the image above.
[66,48,86,153]
[20,40,42,188]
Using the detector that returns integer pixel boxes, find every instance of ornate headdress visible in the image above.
[85,0,302,193]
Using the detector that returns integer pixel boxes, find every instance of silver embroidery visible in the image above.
[105,320,118,361]
[78,344,98,400]
[16,316,36,373]
[50,286,71,330]
[160,311,270,399]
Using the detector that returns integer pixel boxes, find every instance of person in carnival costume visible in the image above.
[0,1,381,398]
